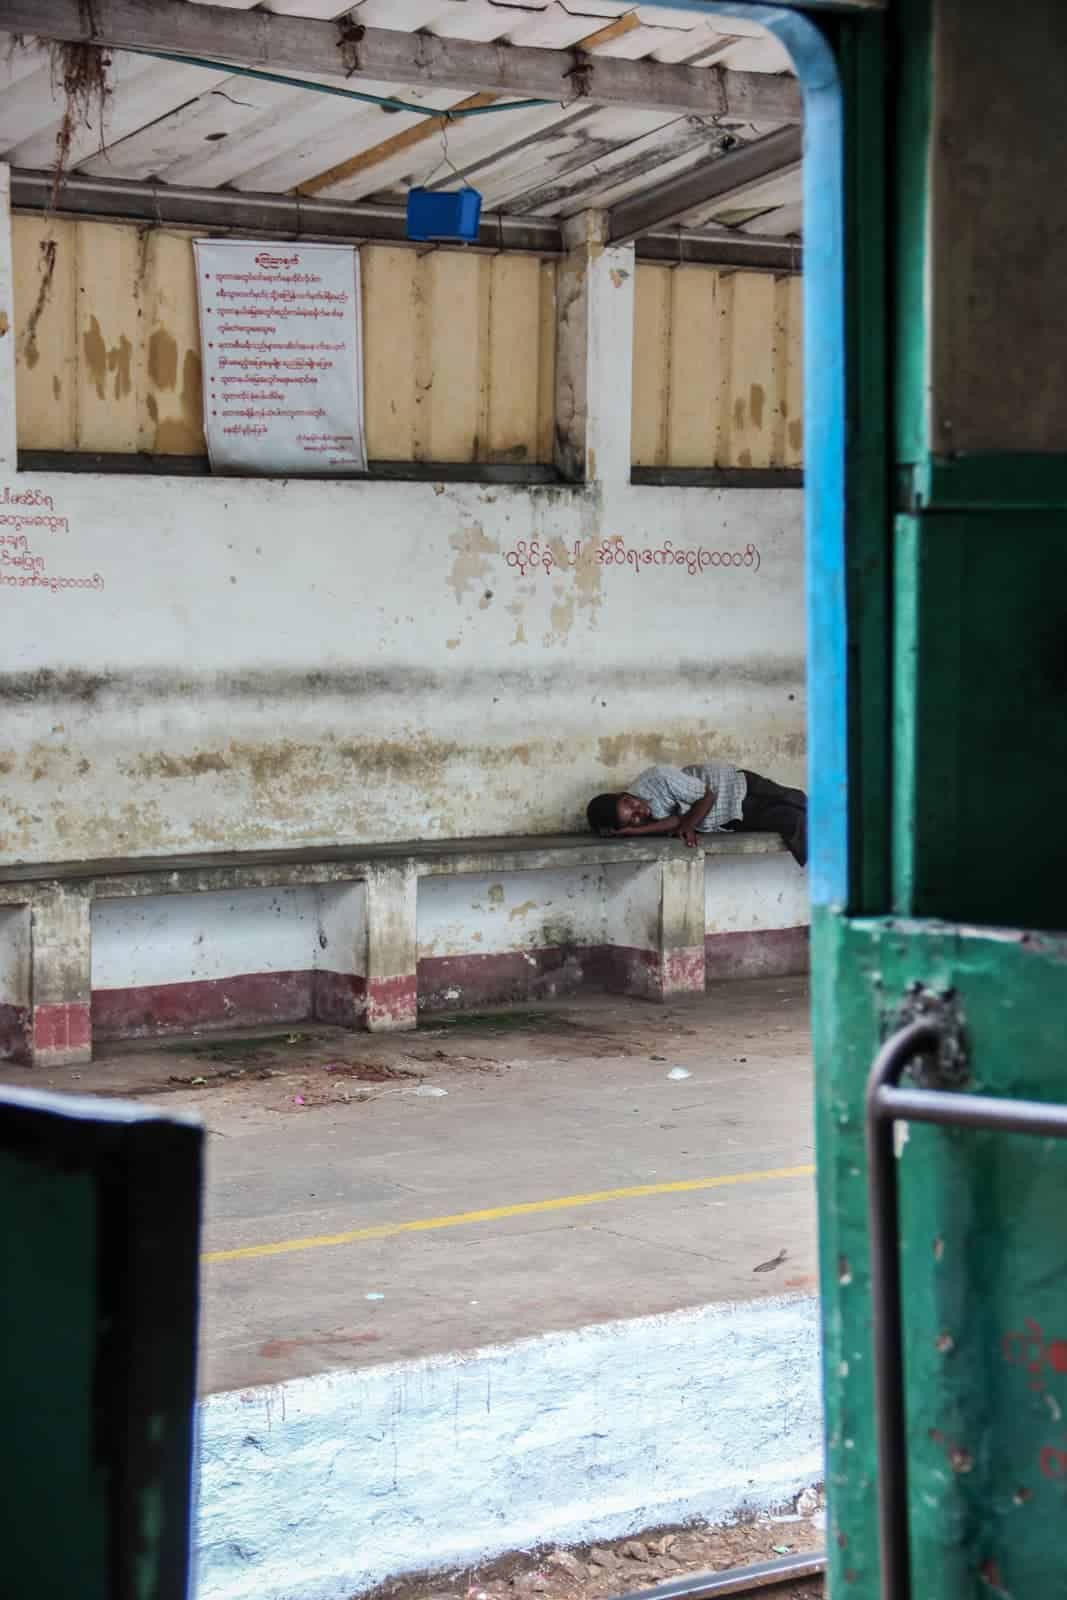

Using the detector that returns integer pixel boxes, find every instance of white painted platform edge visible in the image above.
[194,1294,823,1600]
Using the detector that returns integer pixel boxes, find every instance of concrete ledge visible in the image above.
[0,831,786,895]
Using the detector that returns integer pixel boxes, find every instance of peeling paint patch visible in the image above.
[448,524,499,604]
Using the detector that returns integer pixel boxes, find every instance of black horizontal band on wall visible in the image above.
[17,453,560,484]
[18,453,804,489]
[631,467,804,489]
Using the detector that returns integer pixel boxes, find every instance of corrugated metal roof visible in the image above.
[0,1,802,244]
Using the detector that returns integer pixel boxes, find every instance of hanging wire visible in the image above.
[423,115,468,189]
[122,45,554,119]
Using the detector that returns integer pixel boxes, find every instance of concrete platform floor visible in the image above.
[1,978,816,1396]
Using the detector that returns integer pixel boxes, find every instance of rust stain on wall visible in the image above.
[749,382,765,429]
[21,237,57,371]
[596,732,676,769]
[147,326,179,390]
[82,316,133,402]
[152,349,204,454]
[126,750,232,779]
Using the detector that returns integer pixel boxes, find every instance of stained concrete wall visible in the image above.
[704,856,808,935]
[418,870,608,962]
[0,472,804,865]
[92,888,326,989]
[195,1296,822,1600]
[89,883,367,1038]
[0,904,29,1049]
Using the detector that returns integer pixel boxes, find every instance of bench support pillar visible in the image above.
[654,855,707,1001]
[364,865,418,1032]
[30,887,92,1066]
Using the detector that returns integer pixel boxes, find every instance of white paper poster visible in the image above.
[193,239,367,474]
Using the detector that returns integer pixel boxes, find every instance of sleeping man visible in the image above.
[586,759,807,867]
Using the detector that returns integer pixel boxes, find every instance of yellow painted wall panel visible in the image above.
[632,262,804,470]
[487,254,542,464]
[362,244,418,461]
[720,271,777,469]
[536,259,557,466]
[631,263,672,467]
[12,213,78,451]
[140,229,205,456]
[73,219,143,453]
[417,250,486,463]
[666,265,722,469]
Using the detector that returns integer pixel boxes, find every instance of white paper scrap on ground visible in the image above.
[194,240,367,475]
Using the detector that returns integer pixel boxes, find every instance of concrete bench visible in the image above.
[0,831,791,1068]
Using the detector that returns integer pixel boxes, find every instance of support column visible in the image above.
[364,864,418,1032]
[30,886,92,1066]
[554,210,635,489]
[656,853,708,999]
[0,165,16,471]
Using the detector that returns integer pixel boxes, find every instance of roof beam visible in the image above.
[9,167,803,273]
[608,127,804,244]
[2,0,804,121]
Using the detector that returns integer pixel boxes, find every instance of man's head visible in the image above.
[586,792,652,834]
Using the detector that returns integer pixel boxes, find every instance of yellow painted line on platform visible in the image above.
[202,1163,815,1266]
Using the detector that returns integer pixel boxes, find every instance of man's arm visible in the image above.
[613,815,683,837]
[616,786,717,843]
[676,786,716,847]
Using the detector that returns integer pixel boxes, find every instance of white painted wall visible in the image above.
[91,883,367,989]
[0,472,804,864]
[418,869,607,960]
[603,860,663,952]
[704,855,808,934]
[318,883,367,977]
[195,1296,822,1600]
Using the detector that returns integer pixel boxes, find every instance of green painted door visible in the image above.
[0,1087,202,1599]
[819,2,1067,1596]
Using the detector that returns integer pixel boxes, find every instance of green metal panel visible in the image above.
[815,910,1067,1599]
[892,511,1067,928]
[819,4,1067,1599]
[0,1089,203,1600]
[3,1149,110,1596]
[906,453,1067,512]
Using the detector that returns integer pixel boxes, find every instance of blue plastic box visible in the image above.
[406,187,483,242]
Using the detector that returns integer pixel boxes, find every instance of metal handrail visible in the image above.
[608,1549,826,1599]
[866,1020,1067,1600]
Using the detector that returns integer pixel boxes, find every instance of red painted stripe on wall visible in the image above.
[80,929,808,1043]
[704,926,809,980]
[92,969,366,1041]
